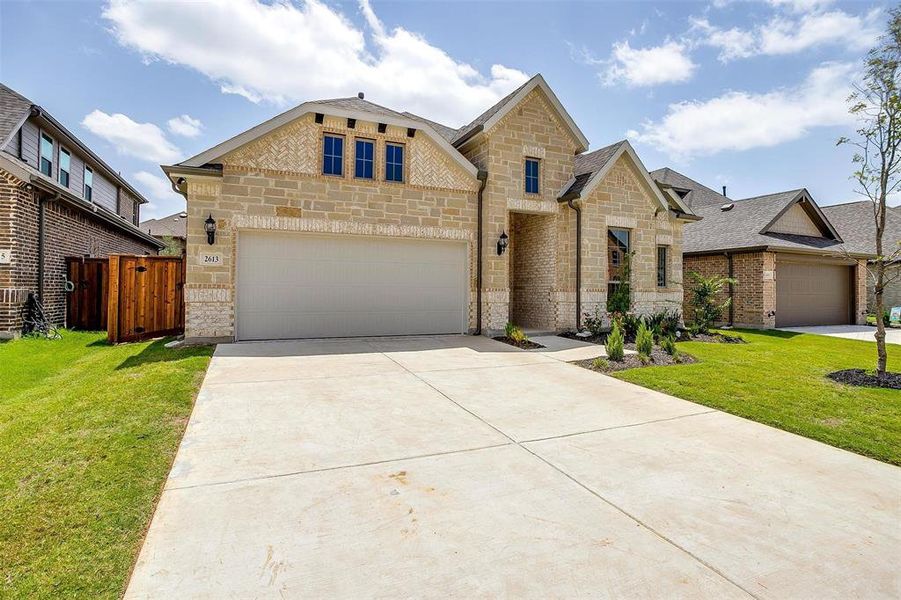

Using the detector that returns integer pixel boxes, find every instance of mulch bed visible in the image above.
[574,348,696,373]
[826,369,901,390]
[679,332,746,344]
[492,336,545,350]
[559,331,606,344]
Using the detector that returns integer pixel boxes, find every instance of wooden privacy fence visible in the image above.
[66,255,185,343]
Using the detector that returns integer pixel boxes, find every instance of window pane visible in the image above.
[657,247,667,287]
[386,143,403,182]
[323,135,343,176]
[355,140,374,179]
[607,228,631,283]
[40,134,52,159]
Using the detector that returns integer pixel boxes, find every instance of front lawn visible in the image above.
[0,331,213,598]
[614,330,901,465]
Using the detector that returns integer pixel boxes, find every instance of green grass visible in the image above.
[0,331,213,599]
[614,329,901,465]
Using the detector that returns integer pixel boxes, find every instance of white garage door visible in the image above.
[236,232,468,340]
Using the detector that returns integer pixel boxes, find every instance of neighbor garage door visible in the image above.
[236,231,468,340]
[776,260,851,327]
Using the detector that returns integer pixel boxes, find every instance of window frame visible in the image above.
[39,132,54,177]
[83,166,93,202]
[524,157,540,195]
[657,245,668,288]
[322,133,345,177]
[58,146,71,188]
[607,227,631,284]
[354,138,375,180]
[385,142,405,183]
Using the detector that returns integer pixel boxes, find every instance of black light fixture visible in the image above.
[497,231,509,256]
[204,214,217,245]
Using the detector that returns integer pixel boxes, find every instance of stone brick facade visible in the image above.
[0,167,158,335]
[177,85,689,340]
[684,251,867,328]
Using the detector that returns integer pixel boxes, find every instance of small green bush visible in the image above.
[606,321,625,361]
[687,271,736,333]
[660,335,677,356]
[505,322,527,343]
[636,321,654,357]
[582,305,608,336]
[591,357,609,370]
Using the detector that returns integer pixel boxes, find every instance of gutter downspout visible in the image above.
[37,192,60,302]
[170,177,188,200]
[726,252,734,327]
[566,198,582,330]
[474,170,488,335]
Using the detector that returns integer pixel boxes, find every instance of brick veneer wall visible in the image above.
[0,169,157,334]
[868,264,901,313]
[510,212,556,329]
[684,251,867,328]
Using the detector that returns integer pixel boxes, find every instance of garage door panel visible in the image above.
[237,232,468,340]
[776,261,851,327]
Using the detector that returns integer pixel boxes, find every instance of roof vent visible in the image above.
[357,92,364,99]
[721,203,734,211]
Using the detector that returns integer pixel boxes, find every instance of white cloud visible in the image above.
[601,40,697,87]
[694,6,882,62]
[81,110,181,163]
[102,0,529,127]
[766,0,834,14]
[627,62,855,160]
[167,114,203,137]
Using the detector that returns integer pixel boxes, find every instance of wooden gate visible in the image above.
[107,255,185,343]
[66,257,110,330]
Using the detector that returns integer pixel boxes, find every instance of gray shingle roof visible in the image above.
[559,141,627,198]
[650,167,728,209]
[140,211,188,238]
[400,112,458,142]
[451,76,536,146]
[314,96,410,121]
[822,200,901,256]
[0,83,34,147]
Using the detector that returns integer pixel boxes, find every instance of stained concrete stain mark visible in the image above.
[260,545,287,586]
[388,470,408,485]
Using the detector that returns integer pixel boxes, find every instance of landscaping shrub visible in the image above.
[645,309,682,341]
[505,322,527,343]
[582,305,607,336]
[591,357,609,370]
[660,335,678,356]
[636,321,654,357]
[606,321,625,361]
[687,271,736,334]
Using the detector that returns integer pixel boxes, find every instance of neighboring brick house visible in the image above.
[822,200,901,313]
[140,211,188,256]
[0,84,162,337]
[653,168,869,328]
[162,75,697,342]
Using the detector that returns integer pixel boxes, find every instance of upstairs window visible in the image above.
[385,143,404,182]
[84,166,93,202]
[322,134,344,176]
[40,133,53,177]
[354,139,374,179]
[524,158,540,194]
[657,245,668,288]
[59,147,71,188]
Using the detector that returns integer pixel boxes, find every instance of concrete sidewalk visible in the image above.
[779,324,901,344]
[127,335,901,599]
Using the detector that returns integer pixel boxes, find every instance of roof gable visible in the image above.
[0,84,33,149]
[179,98,478,179]
[452,75,589,153]
[562,141,671,213]
[758,190,841,241]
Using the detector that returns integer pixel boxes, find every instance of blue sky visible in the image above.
[1,0,891,219]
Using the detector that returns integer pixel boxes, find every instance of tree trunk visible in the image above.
[875,259,888,377]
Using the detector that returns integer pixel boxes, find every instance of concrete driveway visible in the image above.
[779,324,901,344]
[127,336,901,599]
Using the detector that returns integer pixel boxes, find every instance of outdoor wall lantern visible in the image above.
[497,231,509,256]
[204,214,217,245]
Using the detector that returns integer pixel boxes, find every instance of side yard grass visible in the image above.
[0,331,213,598]
[614,329,901,465]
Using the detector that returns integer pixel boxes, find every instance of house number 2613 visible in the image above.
[200,253,222,265]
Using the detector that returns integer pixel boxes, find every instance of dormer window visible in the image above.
[322,134,344,176]
[525,158,539,194]
[40,133,53,177]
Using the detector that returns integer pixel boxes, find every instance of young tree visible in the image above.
[839,8,901,377]
[687,272,736,334]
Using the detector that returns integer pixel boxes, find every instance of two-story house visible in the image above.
[0,83,162,337]
[161,75,697,342]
